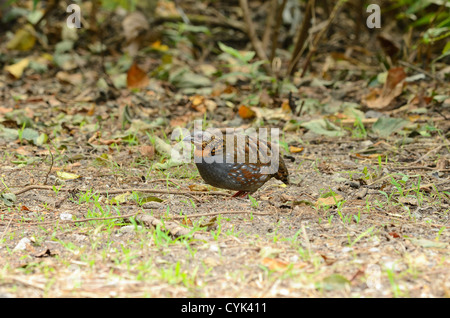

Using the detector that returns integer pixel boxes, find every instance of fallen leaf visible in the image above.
[122,11,150,56]
[56,171,81,180]
[319,274,350,291]
[188,184,209,192]
[5,58,30,79]
[238,105,256,119]
[364,67,406,110]
[261,257,289,271]
[109,192,132,205]
[127,63,149,89]
[0,107,13,114]
[139,145,155,159]
[372,117,408,138]
[6,24,36,51]
[1,193,16,207]
[182,218,193,226]
[407,237,448,249]
[316,195,344,207]
[398,196,418,206]
[320,254,337,265]
[134,192,163,204]
[56,71,83,86]
[150,40,169,52]
[34,248,58,258]
[289,146,303,153]
[301,119,345,137]
[98,138,122,145]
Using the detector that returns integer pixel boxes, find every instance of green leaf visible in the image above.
[372,117,408,138]
[218,42,255,63]
[407,237,448,248]
[318,274,350,291]
[21,128,39,142]
[300,119,345,137]
[36,133,48,145]
[1,193,16,207]
[134,192,163,205]
[443,41,450,54]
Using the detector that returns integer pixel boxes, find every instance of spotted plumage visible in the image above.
[184,130,289,197]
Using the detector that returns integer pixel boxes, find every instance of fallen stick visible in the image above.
[135,213,210,241]
[11,185,230,197]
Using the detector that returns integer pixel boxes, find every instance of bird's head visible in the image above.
[183,131,217,149]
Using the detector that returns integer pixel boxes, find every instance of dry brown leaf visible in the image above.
[364,67,406,110]
[238,105,256,119]
[15,147,31,156]
[316,195,344,207]
[139,145,155,159]
[122,11,150,56]
[5,58,30,79]
[6,24,36,51]
[261,257,307,271]
[188,184,209,192]
[98,138,121,145]
[127,63,149,89]
[289,146,304,153]
[181,218,193,226]
[261,257,289,270]
[56,71,83,86]
[0,107,13,114]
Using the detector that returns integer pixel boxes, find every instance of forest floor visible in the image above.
[0,1,449,298]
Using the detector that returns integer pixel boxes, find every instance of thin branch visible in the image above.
[4,212,140,226]
[135,213,210,240]
[262,0,277,51]
[11,184,230,197]
[43,147,53,185]
[170,210,272,219]
[239,0,271,73]
[270,0,288,62]
[299,0,346,78]
[408,145,443,166]
[287,0,315,76]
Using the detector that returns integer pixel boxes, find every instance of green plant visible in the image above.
[217,42,272,91]
[249,195,259,208]
[352,117,367,139]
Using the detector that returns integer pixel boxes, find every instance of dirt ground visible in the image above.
[0,103,449,297]
[0,0,449,298]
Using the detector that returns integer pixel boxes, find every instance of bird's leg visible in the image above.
[232,191,248,198]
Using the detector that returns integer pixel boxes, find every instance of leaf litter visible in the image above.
[0,0,449,298]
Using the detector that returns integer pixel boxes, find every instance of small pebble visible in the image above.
[119,225,143,233]
[60,213,73,221]
[142,202,163,209]
[14,238,31,251]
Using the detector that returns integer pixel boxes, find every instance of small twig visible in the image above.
[301,223,312,257]
[287,0,315,75]
[262,0,277,51]
[239,0,271,73]
[300,0,345,78]
[11,185,230,197]
[270,0,287,62]
[398,60,442,83]
[147,178,182,188]
[135,213,210,241]
[393,166,450,172]
[408,145,443,166]
[11,212,140,226]
[0,211,15,242]
[43,147,54,185]
[170,210,272,219]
